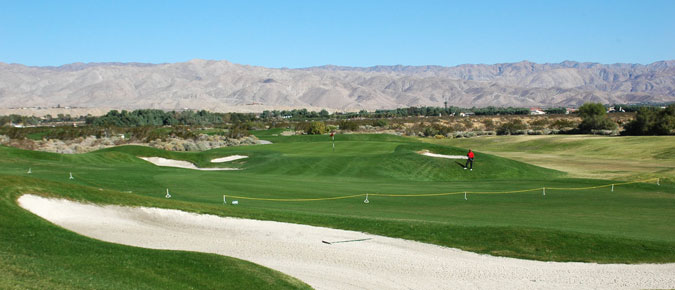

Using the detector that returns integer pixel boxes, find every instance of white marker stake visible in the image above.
[464,192,467,200]
[223,195,227,204]
[611,184,614,192]
[69,172,74,180]
[657,178,660,186]
[542,187,546,196]
[165,188,171,198]
[27,168,31,174]
[364,193,369,204]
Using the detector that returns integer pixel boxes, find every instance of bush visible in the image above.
[551,119,577,130]
[529,118,550,130]
[497,119,528,135]
[306,121,327,135]
[227,124,250,138]
[481,119,496,131]
[338,120,359,131]
[372,119,388,127]
[423,126,438,137]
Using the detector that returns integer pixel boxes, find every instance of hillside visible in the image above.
[1,60,673,114]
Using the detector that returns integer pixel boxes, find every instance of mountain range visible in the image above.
[1,59,673,113]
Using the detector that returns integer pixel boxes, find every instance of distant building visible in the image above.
[566,108,578,115]
[529,107,546,115]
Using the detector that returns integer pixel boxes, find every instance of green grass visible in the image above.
[0,178,311,289]
[1,133,674,287]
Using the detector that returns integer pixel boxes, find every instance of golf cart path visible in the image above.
[18,195,675,290]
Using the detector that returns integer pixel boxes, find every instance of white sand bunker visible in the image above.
[419,149,467,159]
[18,194,675,290]
[139,157,240,171]
[211,155,248,163]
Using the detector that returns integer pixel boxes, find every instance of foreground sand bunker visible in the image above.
[139,157,240,171]
[18,194,675,290]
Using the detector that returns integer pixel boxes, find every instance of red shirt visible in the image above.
[467,151,474,159]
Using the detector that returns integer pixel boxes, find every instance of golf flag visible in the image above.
[330,132,335,152]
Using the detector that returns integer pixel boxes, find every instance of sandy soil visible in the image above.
[18,194,675,290]
[211,155,248,163]
[139,157,240,171]
[419,150,468,159]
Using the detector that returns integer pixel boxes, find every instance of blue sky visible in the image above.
[1,0,673,67]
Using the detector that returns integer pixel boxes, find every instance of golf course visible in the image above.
[1,131,674,288]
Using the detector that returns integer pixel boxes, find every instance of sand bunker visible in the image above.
[419,150,468,159]
[18,194,675,290]
[139,157,240,171]
[211,155,248,163]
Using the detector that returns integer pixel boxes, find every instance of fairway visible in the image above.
[1,133,674,288]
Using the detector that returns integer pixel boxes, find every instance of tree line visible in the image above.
[85,109,256,127]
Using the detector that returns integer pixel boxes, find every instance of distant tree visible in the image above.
[577,102,617,133]
[623,105,675,135]
[544,107,567,114]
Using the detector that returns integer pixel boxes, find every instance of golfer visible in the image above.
[464,149,474,171]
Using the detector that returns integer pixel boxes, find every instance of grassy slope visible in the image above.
[0,179,311,289]
[1,132,673,269]
[423,135,675,182]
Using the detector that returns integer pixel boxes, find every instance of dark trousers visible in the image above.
[465,158,473,169]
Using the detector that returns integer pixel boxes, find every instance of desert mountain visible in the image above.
[0,59,673,113]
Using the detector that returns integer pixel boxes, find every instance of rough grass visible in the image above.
[424,135,675,182]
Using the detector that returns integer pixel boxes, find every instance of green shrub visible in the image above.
[497,119,528,135]
[481,119,496,130]
[372,119,388,127]
[306,121,327,135]
[338,120,359,131]
[551,119,577,130]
